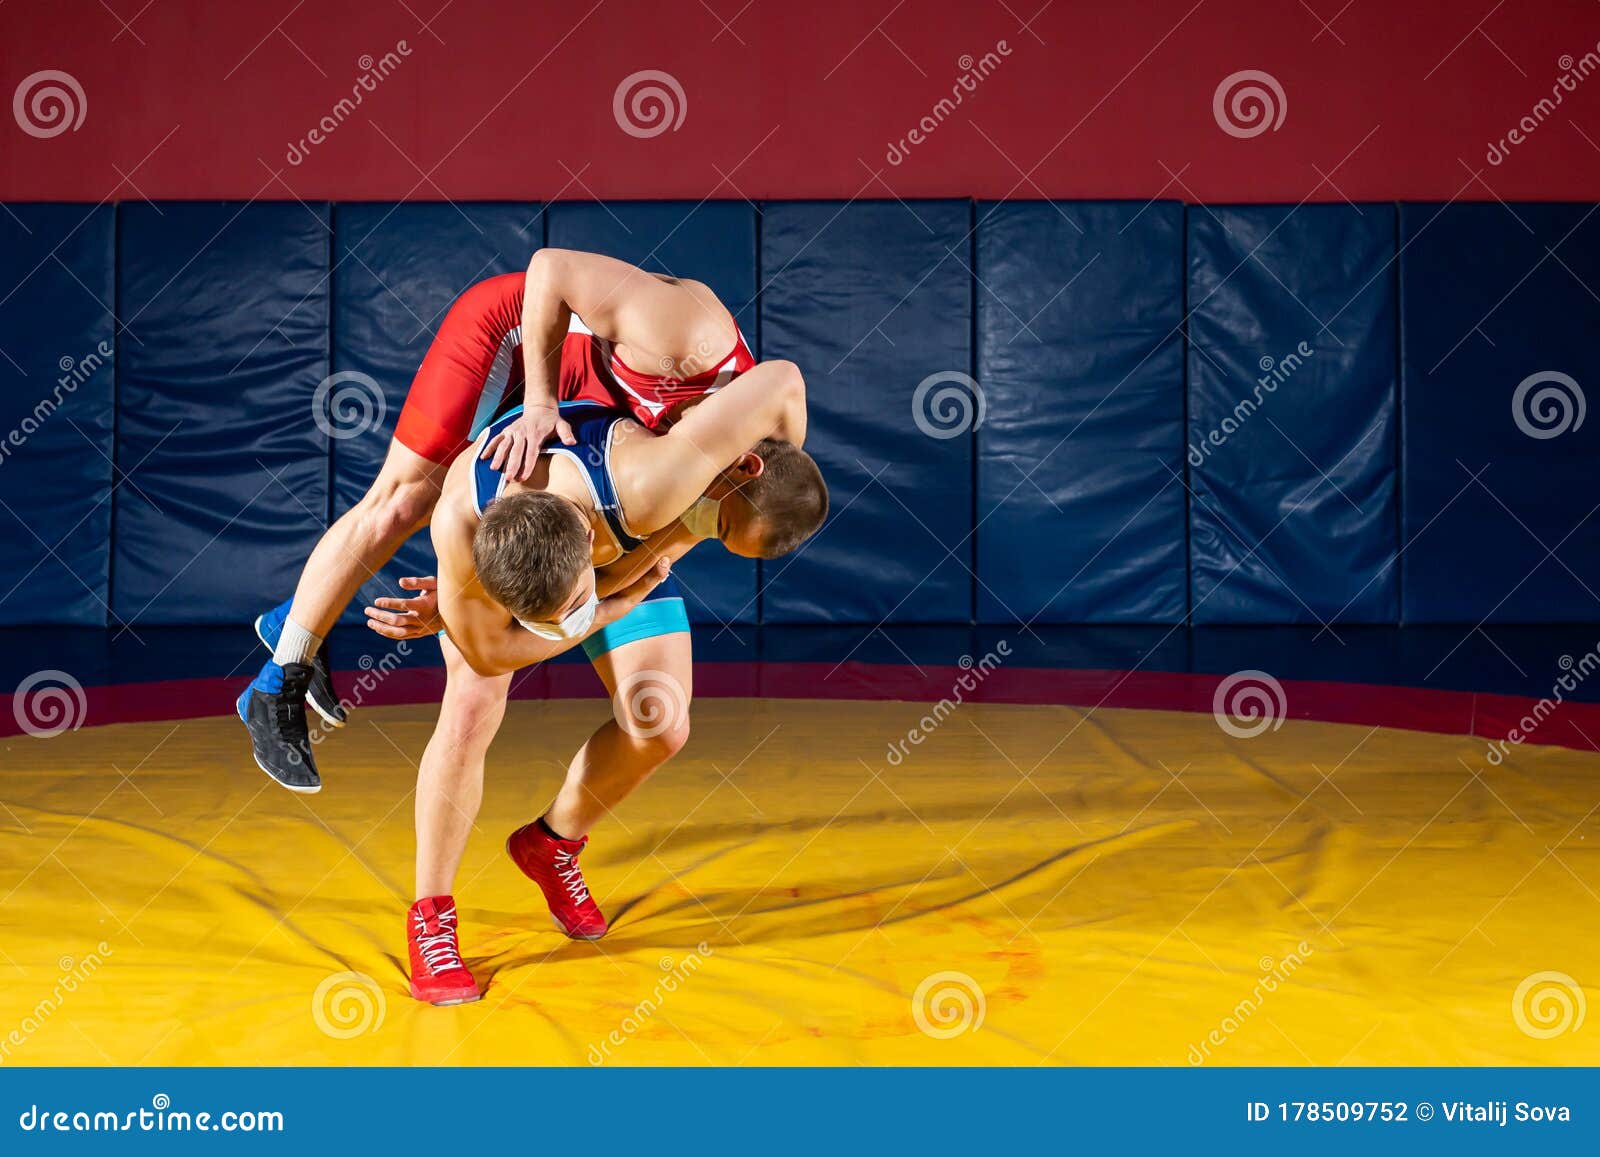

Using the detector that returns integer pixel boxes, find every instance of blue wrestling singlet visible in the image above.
[472,401,689,660]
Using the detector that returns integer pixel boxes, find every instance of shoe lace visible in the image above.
[413,908,465,974]
[553,849,591,905]
[272,672,312,750]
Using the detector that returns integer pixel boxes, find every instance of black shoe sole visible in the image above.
[255,614,347,730]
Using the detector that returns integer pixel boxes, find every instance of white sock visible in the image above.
[273,618,324,667]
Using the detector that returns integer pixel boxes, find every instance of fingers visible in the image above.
[364,618,414,640]
[364,606,415,628]
[370,597,411,612]
[479,431,502,462]
[507,439,531,482]
[556,418,577,445]
[397,576,437,591]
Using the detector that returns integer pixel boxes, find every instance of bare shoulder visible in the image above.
[431,455,478,560]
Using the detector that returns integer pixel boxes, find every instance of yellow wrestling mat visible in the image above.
[2,698,1597,1066]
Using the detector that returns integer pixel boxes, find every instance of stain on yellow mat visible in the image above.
[1,699,1597,1065]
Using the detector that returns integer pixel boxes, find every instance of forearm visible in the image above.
[629,361,805,532]
[519,251,571,409]
[595,527,699,597]
[452,621,579,678]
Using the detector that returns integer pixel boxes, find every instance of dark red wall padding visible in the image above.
[4,0,1600,204]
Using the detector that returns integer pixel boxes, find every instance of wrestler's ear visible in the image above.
[585,526,595,546]
[736,450,764,478]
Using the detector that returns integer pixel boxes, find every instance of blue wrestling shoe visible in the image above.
[254,600,347,728]
[237,660,321,793]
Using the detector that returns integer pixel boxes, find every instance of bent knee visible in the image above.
[358,478,439,540]
[621,717,690,764]
[437,688,508,746]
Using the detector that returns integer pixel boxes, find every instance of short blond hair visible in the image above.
[472,491,591,620]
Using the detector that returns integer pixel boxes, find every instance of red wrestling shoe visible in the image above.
[406,895,481,1006]
[506,821,609,940]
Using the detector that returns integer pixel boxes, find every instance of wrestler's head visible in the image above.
[473,491,595,628]
[707,439,829,559]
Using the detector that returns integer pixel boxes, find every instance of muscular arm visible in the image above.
[594,523,703,599]
[617,359,806,535]
[521,248,731,378]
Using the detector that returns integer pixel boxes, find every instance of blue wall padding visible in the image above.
[1187,203,1399,624]
[975,200,1187,623]
[547,201,759,625]
[113,202,331,625]
[331,202,538,622]
[0,205,116,625]
[1400,202,1600,623]
[759,200,973,623]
